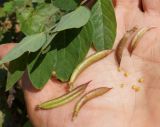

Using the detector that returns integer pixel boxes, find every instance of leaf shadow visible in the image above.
[28,28,82,73]
[52,28,82,50]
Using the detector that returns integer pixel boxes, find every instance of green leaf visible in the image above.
[42,33,57,51]
[28,22,92,86]
[90,0,117,51]
[17,4,60,35]
[0,32,46,65]
[53,0,79,11]
[54,22,93,81]
[53,6,91,32]
[13,0,26,6]
[27,50,57,89]
[6,53,28,91]
[0,8,5,17]
[32,0,45,3]
[3,1,15,14]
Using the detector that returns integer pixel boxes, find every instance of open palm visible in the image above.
[1,0,160,127]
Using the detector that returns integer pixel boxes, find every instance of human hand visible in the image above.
[1,0,160,127]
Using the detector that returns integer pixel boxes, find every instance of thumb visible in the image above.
[0,43,16,59]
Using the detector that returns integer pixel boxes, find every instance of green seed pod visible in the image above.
[36,81,90,110]
[68,50,112,90]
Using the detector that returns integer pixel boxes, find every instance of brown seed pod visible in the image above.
[68,50,112,90]
[72,87,112,120]
[128,27,156,54]
[115,27,138,65]
[36,81,90,110]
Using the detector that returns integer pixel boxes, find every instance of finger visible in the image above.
[132,28,160,63]
[142,0,160,14]
[0,43,15,59]
[115,0,140,8]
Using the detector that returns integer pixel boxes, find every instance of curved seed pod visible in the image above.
[68,50,112,90]
[72,87,112,120]
[115,27,138,65]
[36,81,90,110]
[128,27,156,54]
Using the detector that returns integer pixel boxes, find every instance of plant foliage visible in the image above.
[0,0,116,90]
[0,0,116,126]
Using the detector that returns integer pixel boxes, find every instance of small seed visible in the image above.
[68,50,112,90]
[52,71,56,77]
[36,82,90,110]
[124,72,129,77]
[72,87,112,120]
[132,85,140,92]
[138,78,144,83]
[129,27,156,54]
[115,27,138,65]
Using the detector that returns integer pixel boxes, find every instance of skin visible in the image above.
[1,0,160,126]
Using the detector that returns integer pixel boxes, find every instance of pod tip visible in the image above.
[72,112,78,121]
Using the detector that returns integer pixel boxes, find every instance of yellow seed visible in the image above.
[132,85,140,92]
[124,72,129,77]
[117,67,122,72]
[138,78,144,83]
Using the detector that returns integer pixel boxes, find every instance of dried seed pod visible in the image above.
[72,87,112,120]
[68,50,112,90]
[36,81,90,110]
[128,27,156,54]
[115,27,137,65]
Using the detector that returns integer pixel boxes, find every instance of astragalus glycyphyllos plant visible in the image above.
[0,0,117,124]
